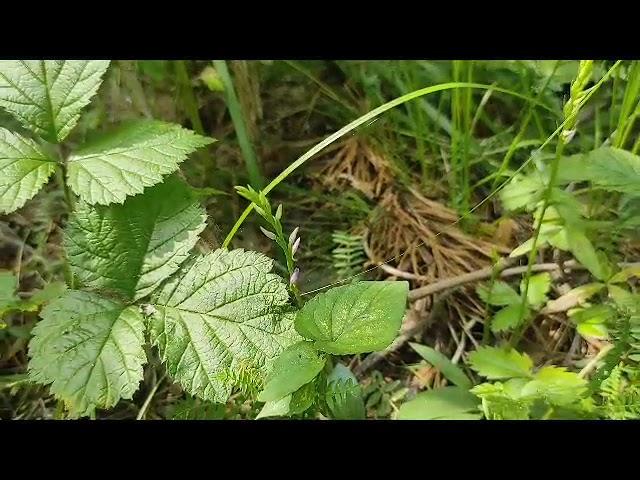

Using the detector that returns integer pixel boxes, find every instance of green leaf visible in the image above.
[0,271,18,311]
[521,366,587,406]
[607,285,640,312]
[542,283,605,314]
[66,120,214,205]
[28,290,146,418]
[65,176,206,300]
[0,271,19,305]
[476,281,521,306]
[12,282,67,315]
[326,363,365,420]
[149,248,301,403]
[0,60,110,143]
[491,304,529,333]
[471,381,533,420]
[289,381,317,416]
[521,273,551,307]
[581,147,640,196]
[397,386,481,420]
[0,271,66,317]
[295,281,409,355]
[24,281,67,308]
[409,343,471,389]
[258,341,325,402]
[499,174,543,211]
[569,304,614,340]
[566,227,611,280]
[0,128,57,214]
[468,346,533,380]
[577,322,609,339]
[171,397,226,420]
[610,265,640,284]
[256,395,291,419]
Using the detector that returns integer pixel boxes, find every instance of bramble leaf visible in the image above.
[28,290,146,418]
[149,248,301,403]
[0,60,110,143]
[66,120,214,205]
[65,176,206,300]
[0,128,56,214]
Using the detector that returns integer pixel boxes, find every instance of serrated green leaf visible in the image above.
[295,281,408,355]
[65,176,206,300]
[409,343,471,389]
[28,290,146,418]
[67,120,214,205]
[258,341,325,402]
[471,381,533,420]
[521,366,587,406]
[468,346,533,380]
[491,304,529,333]
[0,128,57,214]
[149,248,301,404]
[521,273,551,307]
[397,386,481,420]
[581,147,640,196]
[0,60,110,143]
[326,363,365,419]
[477,281,521,306]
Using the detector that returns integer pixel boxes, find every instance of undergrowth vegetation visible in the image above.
[1,59,639,420]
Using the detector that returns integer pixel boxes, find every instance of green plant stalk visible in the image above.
[223,82,555,248]
[174,61,205,135]
[213,60,264,189]
[614,61,640,148]
[633,129,640,154]
[482,255,506,344]
[619,100,640,148]
[403,62,429,184]
[55,148,76,290]
[510,61,621,347]
[509,138,566,348]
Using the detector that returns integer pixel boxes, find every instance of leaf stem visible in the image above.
[223,81,554,248]
[136,372,167,420]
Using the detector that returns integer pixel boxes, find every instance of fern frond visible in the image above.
[331,230,366,280]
